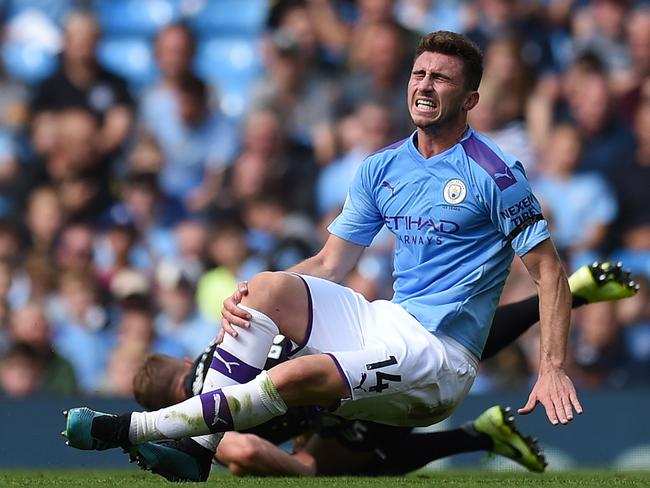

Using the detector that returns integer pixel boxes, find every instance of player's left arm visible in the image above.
[479,153,582,425]
[518,239,583,425]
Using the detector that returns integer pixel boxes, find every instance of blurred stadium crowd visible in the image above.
[0,0,648,399]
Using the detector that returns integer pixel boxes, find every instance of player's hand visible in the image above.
[220,281,251,339]
[518,367,583,425]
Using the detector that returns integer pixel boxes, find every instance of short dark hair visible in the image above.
[415,31,483,91]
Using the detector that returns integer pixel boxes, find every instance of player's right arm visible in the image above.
[287,234,365,282]
[221,158,383,335]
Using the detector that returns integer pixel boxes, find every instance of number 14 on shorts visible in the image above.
[353,356,402,393]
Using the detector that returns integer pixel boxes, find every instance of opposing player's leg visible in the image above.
[305,405,543,475]
[482,262,639,359]
[568,261,639,304]
[473,405,545,472]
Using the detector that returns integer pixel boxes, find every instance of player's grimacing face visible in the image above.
[408,52,470,130]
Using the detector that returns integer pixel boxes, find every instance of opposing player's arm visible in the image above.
[518,239,582,425]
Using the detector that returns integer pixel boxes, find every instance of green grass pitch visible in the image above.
[1,470,649,487]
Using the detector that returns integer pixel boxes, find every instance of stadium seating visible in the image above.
[186,0,269,36]
[97,36,158,88]
[93,0,181,36]
[194,36,263,118]
[1,41,58,84]
[1,7,63,84]
[4,0,76,26]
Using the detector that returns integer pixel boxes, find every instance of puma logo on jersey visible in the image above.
[494,171,513,180]
[381,181,395,195]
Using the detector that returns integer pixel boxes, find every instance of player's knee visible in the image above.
[243,272,305,321]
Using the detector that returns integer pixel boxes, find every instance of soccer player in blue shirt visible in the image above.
[63,31,582,481]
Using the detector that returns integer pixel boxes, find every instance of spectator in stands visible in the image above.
[341,20,412,134]
[99,341,148,397]
[616,276,650,385]
[99,296,185,396]
[267,0,421,77]
[471,34,538,174]
[153,260,217,358]
[239,191,317,276]
[30,11,134,157]
[618,5,650,126]
[54,221,95,275]
[317,100,393,216]
[115,288,187,359]
[395,0,467,34]
[571,300,628,389]
[0,219,21,263]
[27,109,114,220]
[571,0,632,90]
[171,217,208,282]
[250,28,338,155]
[197,218,250,322]
[8,303,77,395]
[533,123,617,266]
[527,53,636,175]
[8,253,57,309]
[463,0,556,74]
[48,269,112,393]
[608,99,650,274]
[482,34,534,123]
[140,23,195,142]
[568,56,637,174]
[105,171,185,274]
[266,0,341,73]
[0,64,28,134]
[94,218,139,290]
[0,344,44,397]
[24,185,64,258]
[128,132,165,174]
[153,74,238,211]
[215,108,316,216]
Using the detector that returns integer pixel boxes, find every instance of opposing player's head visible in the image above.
[408,31,483,132]
[133,353,192,410]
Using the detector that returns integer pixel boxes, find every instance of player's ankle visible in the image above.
[91,413,133,448]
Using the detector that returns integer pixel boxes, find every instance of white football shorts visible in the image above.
[289,273,479,428]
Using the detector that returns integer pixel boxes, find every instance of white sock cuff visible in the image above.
[256,370,288,416]
[238,305,280,336]
[215,305,280,374]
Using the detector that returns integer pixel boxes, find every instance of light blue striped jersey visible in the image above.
[328,128,549,357]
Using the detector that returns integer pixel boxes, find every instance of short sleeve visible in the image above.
[484,160,550,256]
[327,160,383,246]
